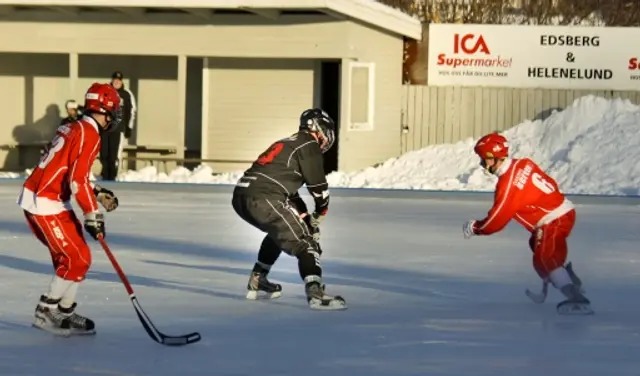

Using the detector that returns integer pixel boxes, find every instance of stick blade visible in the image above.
[525,288,546,304]
[161,332,201,346]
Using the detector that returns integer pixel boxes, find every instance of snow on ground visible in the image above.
[117,95,640,195]
[3,95,640,196]
[328,96,640,194]
[119,164,235,184]
[1,183,640,375]
[0,171,21,179]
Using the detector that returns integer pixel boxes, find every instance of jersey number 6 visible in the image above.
[38,136,65,169]
[256,143,284,166]
[531,173,555,194]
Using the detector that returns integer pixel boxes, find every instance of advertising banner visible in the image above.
[427,23,640,90]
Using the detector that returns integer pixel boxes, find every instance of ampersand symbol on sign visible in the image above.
[566,52,575,63]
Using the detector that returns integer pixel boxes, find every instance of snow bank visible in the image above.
[0,172,21,179]
[5,95,640,196]
[118,164,241,184]
[329,95,640,195]
[118,95,640,196]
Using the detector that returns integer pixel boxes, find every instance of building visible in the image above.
[0,0,421,174]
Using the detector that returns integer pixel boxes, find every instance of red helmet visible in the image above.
[474,132,509,159]
[83,83,122,130]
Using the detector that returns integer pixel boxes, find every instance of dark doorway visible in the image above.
[184,57,204,170]
[318,61,341,174]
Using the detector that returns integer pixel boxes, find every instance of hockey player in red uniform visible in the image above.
[462,133,593,315]
[18,83,122,335]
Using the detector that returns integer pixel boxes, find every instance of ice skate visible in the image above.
[557,284,594,315]
[565,262,585,294]
[33,296,95,336]
[246,271,282,300]
[59,302,96,333]
[305,281,347,311]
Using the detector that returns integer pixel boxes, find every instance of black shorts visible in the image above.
[232,193,317,256]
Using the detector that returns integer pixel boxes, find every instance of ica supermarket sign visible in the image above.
[427,23,640,90]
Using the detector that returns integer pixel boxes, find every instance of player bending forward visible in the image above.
[18,83,122,335]
[462,133,593,315]
[232,108,346,310]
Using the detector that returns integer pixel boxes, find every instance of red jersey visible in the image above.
[18,116,101,216]
[476,158,574,234]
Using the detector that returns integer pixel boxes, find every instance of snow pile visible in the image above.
[0,172,21,179]
[118,164,238,184]
[15,169,98,182]
[4,96,640,196]
[329,95,640,195]
[114,95,640,195]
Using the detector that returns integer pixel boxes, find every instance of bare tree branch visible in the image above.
[375,0,640,26]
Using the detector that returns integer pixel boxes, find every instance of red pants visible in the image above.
[24,210,92,282]
[529,210,576,279]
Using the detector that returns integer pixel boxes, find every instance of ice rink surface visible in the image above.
[0,182,639,376]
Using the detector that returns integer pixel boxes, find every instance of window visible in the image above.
[347,61,375,131]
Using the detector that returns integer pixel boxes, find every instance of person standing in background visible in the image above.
[43,99,84,157]
[100,71,137,181]
[60,100,82,125]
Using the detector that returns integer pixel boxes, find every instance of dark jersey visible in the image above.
[235,131,329,214]
[60,115,79,125]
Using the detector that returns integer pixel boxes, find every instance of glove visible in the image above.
[462,220,478,239]
[309,211,326,228]
[124,127,132,139]
[302,214,321,242]
[94,185,118,212]
[84,212,105,240]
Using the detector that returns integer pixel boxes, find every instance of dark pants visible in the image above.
[100,131,122,181]
[232,192,322,280]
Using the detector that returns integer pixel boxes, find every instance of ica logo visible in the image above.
[453,34,490,55]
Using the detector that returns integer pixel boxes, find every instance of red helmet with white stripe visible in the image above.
[474,132,509,160]
[83,82,122,131]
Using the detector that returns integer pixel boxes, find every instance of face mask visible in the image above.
[320,128,335,153]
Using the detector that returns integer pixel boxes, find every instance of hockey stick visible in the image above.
[525,279,549,304]
[98,237,201,346]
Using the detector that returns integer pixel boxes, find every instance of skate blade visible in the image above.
[557,303,594,316]
[246,290,282,300]
[308,296,347,311]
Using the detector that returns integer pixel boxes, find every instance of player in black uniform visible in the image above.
[232,108,346,310]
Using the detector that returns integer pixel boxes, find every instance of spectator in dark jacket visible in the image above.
[60,99,82,125]
[45,100,82,156]
[99,70,137,180]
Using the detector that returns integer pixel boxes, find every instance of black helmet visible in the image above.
[299,108,335,153]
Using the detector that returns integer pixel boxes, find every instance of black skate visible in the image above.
[246,271,282,300]
[305,282,347,311]
[59,302,95,332]
[33,296,96,336]
[557,284,594,315]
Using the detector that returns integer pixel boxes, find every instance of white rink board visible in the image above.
[428,23,640,90]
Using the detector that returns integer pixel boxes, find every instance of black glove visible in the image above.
[94,185,118,212]
[124,127,132,139]
[84,212,105,240]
